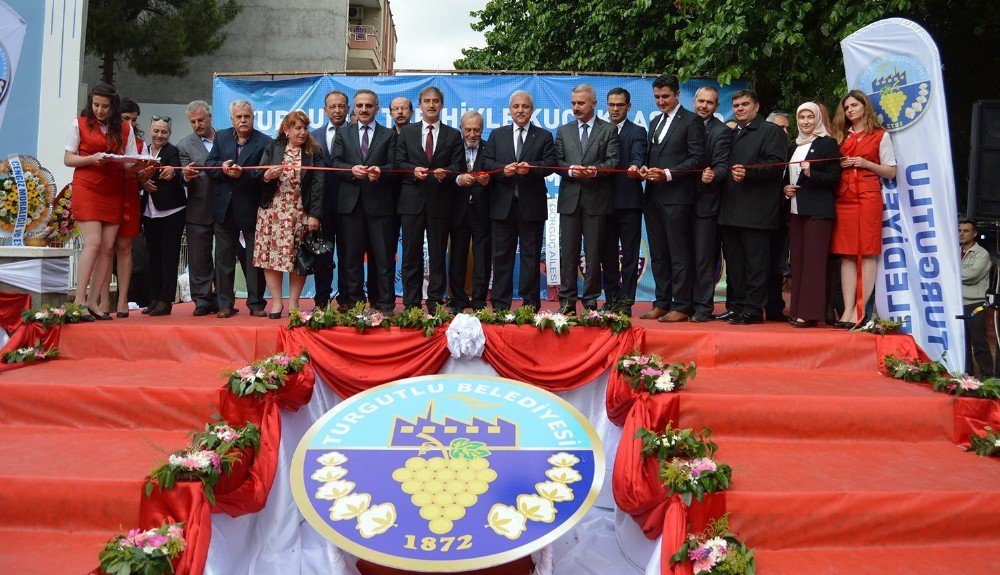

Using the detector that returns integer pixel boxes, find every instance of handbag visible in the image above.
[294,232,335,276]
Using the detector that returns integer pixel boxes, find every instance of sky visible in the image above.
[390,0,489,70]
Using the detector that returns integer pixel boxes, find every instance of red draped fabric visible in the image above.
[875,333,932,374]
[0,323,61,373]
[139,481,211,575]
[953,397,1000,448]
[606,367,637,426]
[482,325,642,390]
[0,292,30,333]
[278,327,451,398]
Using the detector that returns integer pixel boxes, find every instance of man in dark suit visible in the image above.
[178,100,218,316]
[482,90,556,311]
[331,89,398,313]
[203,99,271,318]
[601,87,647,317]
[395,86,464,312]
[639,74,706,323]
[555,84,620,312]
[449,110,492,312]
[691,86,733,323]
[717,89,788,324]
[311,90,349,310]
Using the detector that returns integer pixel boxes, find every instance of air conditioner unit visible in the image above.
[348,5,365,21]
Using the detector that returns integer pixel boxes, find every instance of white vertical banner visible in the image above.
[0,1,26,130]
[841,18,964,372]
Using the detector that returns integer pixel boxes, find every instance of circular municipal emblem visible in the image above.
[291,375,605,572]
[0,42,11,105]
[856,53,931,132]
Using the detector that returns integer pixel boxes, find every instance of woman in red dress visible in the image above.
[829,90,898,327]
[63,83,143,320]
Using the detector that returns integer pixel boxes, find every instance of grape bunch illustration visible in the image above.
[392,435,496,535]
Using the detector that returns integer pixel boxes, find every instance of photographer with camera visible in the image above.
[959,219,994,377]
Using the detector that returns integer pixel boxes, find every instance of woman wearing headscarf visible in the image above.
[783,102,842,327]
[830,90,897,327]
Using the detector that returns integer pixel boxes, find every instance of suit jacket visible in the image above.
[177,132,214,225]
[695,116,734,218]
[395,122,464,218]
[554,117,619,215]
[311,124,343,218]
[143,142,186,212]
[331,121,398,216]
[204,127,271,229]
[645,105,706,207]
[482,123,556,222]
[717,115,788,230]
[611,119,647,210]
[783,135,842,219]
[255,140,324,219]
[451,143,491,226]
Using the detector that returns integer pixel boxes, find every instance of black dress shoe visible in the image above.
[690,312,712,323]
[713,310,736,321]
[87,306,113,321]
[193,306,210,316]
[249,309,268,318]
[148,305,172,317]
[730,312,764,325]
[116,310,130,318]
[268,308,283,320]
[767,312,790,323]
[791,318,818,328]
[834,320,855,329]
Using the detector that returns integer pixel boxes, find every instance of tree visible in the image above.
[456,1,1000,206]
[86,0,243,85]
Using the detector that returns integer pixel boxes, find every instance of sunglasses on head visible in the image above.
[152,115,172,123]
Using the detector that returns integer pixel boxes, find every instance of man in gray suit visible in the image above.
[179,100,218,316]
[554,84,620,312]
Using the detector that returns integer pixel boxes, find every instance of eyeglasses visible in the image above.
[151,115,172,123]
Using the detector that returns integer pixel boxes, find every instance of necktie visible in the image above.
[361,125,370,158]
[654,114,668,144]
[515,127,524,161]
[466,147,476,172]
[580,122,590,151]
[425,125,434,162]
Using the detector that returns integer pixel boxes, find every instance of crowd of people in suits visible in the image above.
[63,76,896,326]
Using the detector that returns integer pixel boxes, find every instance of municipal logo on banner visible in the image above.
[857,54,931,132]
[291,375,604,572]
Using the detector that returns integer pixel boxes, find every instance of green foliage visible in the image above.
[391,306,454,337]
[635,423,718,460]
[449,438,491,459]
[670,514,756,575]
[615,351,696,394]
[225,351,309,397]
[22,302,89,329]
[3,339,58,364]
[968,426,1000,457]
[86,0,243,83]
[288,302,392,333]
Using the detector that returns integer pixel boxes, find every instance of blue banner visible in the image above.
[214,74,748,302]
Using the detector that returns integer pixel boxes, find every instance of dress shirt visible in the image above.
[422,121,441,155]
[143,144,186,219]
[569,116,595,178]
[357,121,374,150]
[326,122,339,151]
[512,124,528,157]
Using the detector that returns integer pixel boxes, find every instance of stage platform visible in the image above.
[1,301,998,574]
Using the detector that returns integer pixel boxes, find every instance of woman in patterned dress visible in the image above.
[829,90,898,327]
[254,110,324,318]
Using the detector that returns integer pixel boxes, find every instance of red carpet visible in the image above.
[1,301,998,574]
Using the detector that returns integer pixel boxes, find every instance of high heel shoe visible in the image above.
[87,306,112,321]
[116,310,130,318]
[268,308,283,320]
[833,320,855,329]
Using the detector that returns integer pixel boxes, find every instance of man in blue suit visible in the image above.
[203,99,271,318]
[601,87,647,317]
[311,90,349,310]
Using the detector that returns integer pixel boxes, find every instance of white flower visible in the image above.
[504,313,516,322]
[356,503,396,538]
[535,481,574,502]
[546,452,580,467]
[552,315,569,328]
[993,439,1000,447]
[905,108,916,119]
[311,465,348,482]
[653,373,675,392]
[916,95,927,104]
[517,494,556,523]
[315,480,355,500]
[911,102,923,113]
[329,492,371,520]
[316,451,348,466]
[545,467,582,484]
[487,504,528,539]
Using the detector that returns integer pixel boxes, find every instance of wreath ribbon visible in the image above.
[7,154,29,247]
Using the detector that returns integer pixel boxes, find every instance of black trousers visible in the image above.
[342,205,396,313]
[143,210,186,305]
[559,205,605,310]
[449,204,492,310]
[491,200,542,310]
[644,202,695,314]
[601,208,642,307]
[766,210,789,317]
[692,215,719,316]
[964,303,994,377]
[721,225,770,317]
[313,207,339,307]
[214,207,265,311]
[400,211,449,310]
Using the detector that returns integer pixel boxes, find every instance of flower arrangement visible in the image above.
[145,420,260,505]
[670,514,756,575]
[46,183,78,244]
[853,316,903,334]
[615,352,696,394]
[288,302,391,333]
[636,424,732,505]
[882,354,1000,399]
[21,302,90,329]
[473,305,632,335]
[98,521,186,575]
[968,426,1000,457]
[0,155,56,238]
[3,339,58,364]
[226,350,309,397]
[391,305,454,337]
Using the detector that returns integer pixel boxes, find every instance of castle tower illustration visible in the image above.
[389,403,518,448]
[872,67,907,92]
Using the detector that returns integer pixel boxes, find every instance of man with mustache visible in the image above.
[311,90,349,310]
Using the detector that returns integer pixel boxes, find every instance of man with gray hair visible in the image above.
[203,99,272,318]
[448,110,492,311]
[554,83,619,313]
[179,100,219,315]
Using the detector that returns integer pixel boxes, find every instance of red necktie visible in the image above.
[425,125,434,162]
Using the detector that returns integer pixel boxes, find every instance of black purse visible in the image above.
[294,232,335,276]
